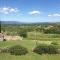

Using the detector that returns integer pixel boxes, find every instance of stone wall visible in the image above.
[4,35,23,41]
[0,33,4,41]
[0,33,23,41]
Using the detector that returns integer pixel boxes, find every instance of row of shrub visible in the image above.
[0,45,28,55]
[0,44,60,56]
[33,44,59,55]
[9,45,28,55]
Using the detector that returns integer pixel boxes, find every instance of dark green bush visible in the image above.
[9,45,28,55]
[3,39,6,41]
[33,44,48,55]
[18,31,27,38]
[47,45,58,54]
[51,42,58,45]
[33,44,59,55]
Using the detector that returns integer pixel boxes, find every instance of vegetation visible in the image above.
[3,39,6,41]
[0,40,60,60]
[0,22,60,60]
[0,21,1,33]
[51,42,58,45]
[1,23,60,35]
[18,30,27,38]
[33,44,59,55]
[9,45,28,55]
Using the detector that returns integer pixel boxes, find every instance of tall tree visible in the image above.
[0,21,1,33]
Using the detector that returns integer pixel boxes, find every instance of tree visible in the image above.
[18,30,27,38]
[0,21,1,33]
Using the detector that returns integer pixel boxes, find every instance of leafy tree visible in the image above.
[0,21,1,33]
[18,30,27,38]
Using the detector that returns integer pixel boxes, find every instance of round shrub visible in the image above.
[33,44,59,55]
[9,45,28,55]
[33,44,47,55]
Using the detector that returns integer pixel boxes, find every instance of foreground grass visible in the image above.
[0,40,60,60]
[0,53,60,60]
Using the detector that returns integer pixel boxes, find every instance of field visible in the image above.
[0,40,60,60]
[1,23,60,60]
[27,32,60,41]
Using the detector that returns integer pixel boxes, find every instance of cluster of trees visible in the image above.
[1,23,60,36]
[43,25,60,34]
[18,30,27,38]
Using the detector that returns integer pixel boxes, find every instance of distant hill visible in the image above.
[1,21,25,25]
[1,21,60,25]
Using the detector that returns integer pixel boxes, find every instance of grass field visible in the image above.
[0,40,60,60]
[0,53,60,60]
[27,32,60,41]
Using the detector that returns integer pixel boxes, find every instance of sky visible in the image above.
[0,0,60,23]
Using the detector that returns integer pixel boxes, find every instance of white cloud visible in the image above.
[48,13,60,17]
[29,11,40,15]
[48,15,52,17]
[0,7,19,14]
[53,14,60,16]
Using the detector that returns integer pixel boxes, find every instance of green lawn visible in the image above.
[0,40,60,60]
[0,53,60,60]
